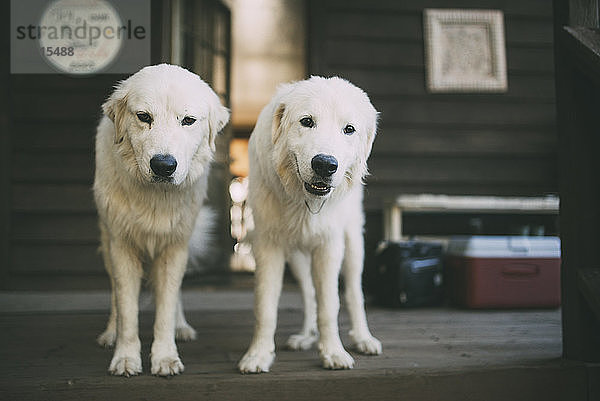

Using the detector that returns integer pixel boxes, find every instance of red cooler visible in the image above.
[446,236,561,308]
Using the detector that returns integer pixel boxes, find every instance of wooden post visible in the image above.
[554,0,600,362]
[1,0,11,289]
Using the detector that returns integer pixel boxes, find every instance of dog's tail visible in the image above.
[186,206,216,274]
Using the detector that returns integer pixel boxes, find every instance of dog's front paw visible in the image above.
[352,334,382,355]
[109,354,142,377]
[319,344,354,370]
[175,323,197,342]
[286,331,319,351]
[97,328,116,348]
[238,348,275,374]
[151,354,185,376]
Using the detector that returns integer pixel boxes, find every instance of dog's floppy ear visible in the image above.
[353,110,379,183]
[102,86,129,145]
[363,111,380,158]
[272,104,285,144]
[208,102,230,153]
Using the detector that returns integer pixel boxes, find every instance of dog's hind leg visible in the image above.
[342,226,382,356]
[175,292,197,341]
[286,250,318,350]
[97,227,117,348]
[97,280,117,348]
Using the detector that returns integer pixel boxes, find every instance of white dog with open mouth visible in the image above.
[238,76,382,373]
[94,64,229,376]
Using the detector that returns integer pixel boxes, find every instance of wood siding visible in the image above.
[6,75,124,285]
[1,0,166,288]
[554,0,600,363]
[308,0,558,211]
[2,0,232,290]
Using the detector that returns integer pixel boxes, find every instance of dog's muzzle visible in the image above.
[150,154,177,182]
[311,154,338,177]
[304,154,337,196]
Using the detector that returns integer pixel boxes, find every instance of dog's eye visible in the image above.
[343,124,355,135]
[299,117,315,128]
[181,116,196,126]
[136,112,152,124]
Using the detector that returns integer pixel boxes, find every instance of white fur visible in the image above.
[238,76,382,374]
[93,64,229,377]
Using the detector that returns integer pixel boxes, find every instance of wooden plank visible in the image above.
[12,122,96,151]
[554,0,600,362]
[11,213,99,242]
[308,0,329,74]
[325,12,423,42]
[0,299,580,401]
[589,364,600,401]
[329,68,556,99]
[12,152,94,183]
[363,183,559,211]
[324,39,424,70]
[578,269,600,322]
[12,184,95,212]
[11,244,103,274]
[365,182,558,198]
[151,0,168,64]
[0,0,10,289]
[376,99,555,126]
[390,194,559,213]
[567,0,600,27]
[506,46,556,74]
[371,127,557,156]
[325,12,553,45]
[367,155,556,184]
[324,39,554,74]
[561,27,600,87]
[323,0,554,18]
[10,74,122,94]
[364,182,558,202]
[12,92,106,122]
[505,17,555,45]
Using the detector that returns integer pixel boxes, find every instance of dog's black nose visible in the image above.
[311,154,338,177]
[150,154,177,177]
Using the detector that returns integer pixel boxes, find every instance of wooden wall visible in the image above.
[1,0,233,290]
[308,0,558,211]
[6,76,124,288]
[1,1,159,289]
[1,0,557,288]
[554,0,600,363]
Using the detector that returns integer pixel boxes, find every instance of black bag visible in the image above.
[371,241,444,307]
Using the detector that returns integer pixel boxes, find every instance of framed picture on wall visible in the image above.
[424,9,507,93]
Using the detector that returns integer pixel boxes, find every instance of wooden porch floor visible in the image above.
[0,287,594,401]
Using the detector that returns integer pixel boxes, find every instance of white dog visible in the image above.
[238,76,382,373]
[94,64,229,376]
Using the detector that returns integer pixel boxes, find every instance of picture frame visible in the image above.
[423,9,508,93]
